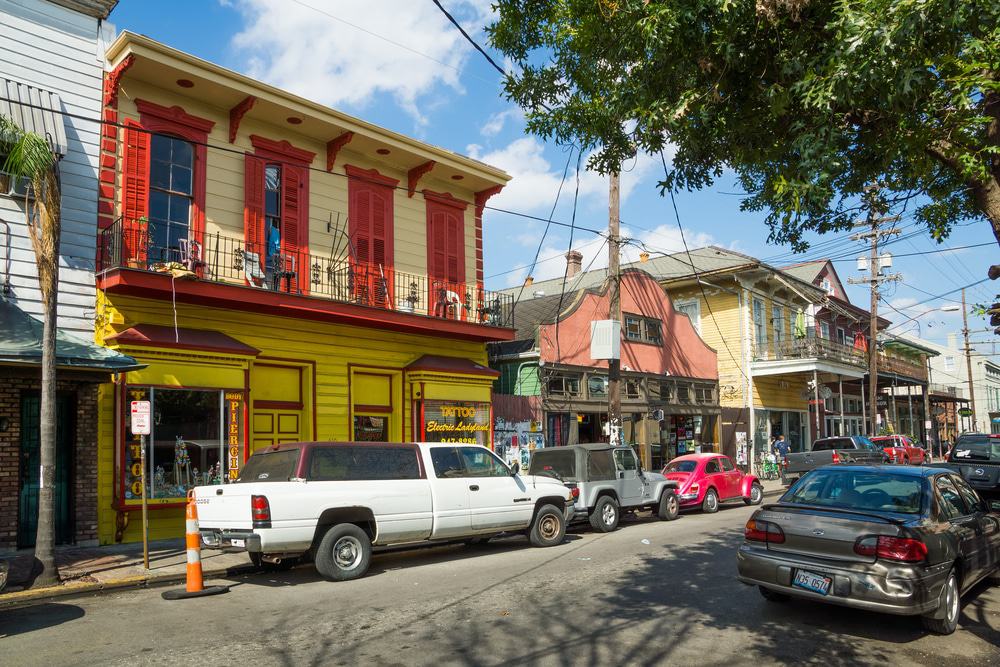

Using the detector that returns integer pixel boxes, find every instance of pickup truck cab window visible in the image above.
[430,447,464,478]
[459,446,511,477]
[237,449,299,482]
[308,446,421,481]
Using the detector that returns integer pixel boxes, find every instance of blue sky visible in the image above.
[110,0,998,365]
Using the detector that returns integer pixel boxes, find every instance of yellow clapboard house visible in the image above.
[94,33,512,544]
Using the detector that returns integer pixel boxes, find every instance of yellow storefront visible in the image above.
[95,293,500,545]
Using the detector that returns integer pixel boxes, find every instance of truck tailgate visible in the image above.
[785,451,832,474]
[194,483,256,530]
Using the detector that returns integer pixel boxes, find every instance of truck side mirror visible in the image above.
[510,461,520,476]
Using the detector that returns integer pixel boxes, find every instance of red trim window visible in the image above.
[425,191,467,319]
[121,100,213,268]
[244,136,313,293]
[346,165,398,306]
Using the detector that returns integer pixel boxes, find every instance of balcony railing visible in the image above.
[758,337,868,368]
[97,217,514,329]
[929,383,964,398]
[878,355,928,382]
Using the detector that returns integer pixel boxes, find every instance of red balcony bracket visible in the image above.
[407,160,436,198]
[250,134,316,165]
[474,185,504,219]
[326,131,354,171]
[136,99,216,135]
[228,95,257,143]
[422,189,469,210]
[103,54,135,108]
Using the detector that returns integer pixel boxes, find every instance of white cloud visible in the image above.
[480,108,523,137]
[468,138,661,213]
[227,0,491,124]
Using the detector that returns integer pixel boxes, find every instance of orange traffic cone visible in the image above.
[162,491,229,600]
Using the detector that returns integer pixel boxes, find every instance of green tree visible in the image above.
[1,116,62,587]
[488,0,1000,250]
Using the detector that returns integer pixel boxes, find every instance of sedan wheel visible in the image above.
[922,571,960,634]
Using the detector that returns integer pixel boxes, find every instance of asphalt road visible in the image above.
[2,504,998,666]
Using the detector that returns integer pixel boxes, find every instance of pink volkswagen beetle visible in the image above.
[662,453,763,513]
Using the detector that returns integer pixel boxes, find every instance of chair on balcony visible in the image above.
[270,253,297,293]
[244,251,267,288]
[433,286,463,320]
[178,239,206,273]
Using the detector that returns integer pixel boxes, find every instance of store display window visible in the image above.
[122,386,244,507]
[420,400,491,446]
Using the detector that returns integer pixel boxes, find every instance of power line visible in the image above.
[430,0,506,76]
[882,278,991,332]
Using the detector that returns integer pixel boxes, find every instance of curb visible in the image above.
[0,562,257,609]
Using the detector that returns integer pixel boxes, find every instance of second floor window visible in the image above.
[625,316,642,341]
[674,299,700,334]
[245,152,308,293]
[148,134,193,261]
[547,375,580,396]
[772,305,784,347]
[624,314,663,344]
[753,298,766,350]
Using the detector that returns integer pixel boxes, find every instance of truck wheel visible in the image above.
[590,495,620,532]
[702,489,719,513]
[529,504,566,547]
[657,490,679,521]
[921,570,960,635]
[314,524,372,582]
[745,483,763,506]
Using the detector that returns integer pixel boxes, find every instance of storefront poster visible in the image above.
[422,400,491,446]
[225,392,244,481]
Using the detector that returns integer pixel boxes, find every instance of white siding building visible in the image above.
[1,0,116,332]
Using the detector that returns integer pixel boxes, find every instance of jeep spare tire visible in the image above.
[529,504,566,547]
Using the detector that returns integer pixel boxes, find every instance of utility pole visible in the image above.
[848,184,901,436]
[608,171,622,447]
[961,288,977,432]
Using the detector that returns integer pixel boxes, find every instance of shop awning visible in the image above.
[106,323,260,357]
[0,299,141,372]
[406,354,499,377]
[1,79,68,156]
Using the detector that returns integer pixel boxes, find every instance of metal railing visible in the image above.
[98,217,514,329]
[759,336,868,368]
[877,355,928,381]
[929,383,964,398]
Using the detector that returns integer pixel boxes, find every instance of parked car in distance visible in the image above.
[871,435,927,465]
[940,433,1000,498]
[662,453,763,513]
[737,465,1000,634]
[194,442,575,581]
[783,435,887,485]
[527,443,680,532]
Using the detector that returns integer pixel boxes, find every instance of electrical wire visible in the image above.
[881,278,991,333]
[553,150,584,365]
[430,0,506,76]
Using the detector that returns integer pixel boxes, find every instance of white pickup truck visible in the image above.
[195,441,575,581]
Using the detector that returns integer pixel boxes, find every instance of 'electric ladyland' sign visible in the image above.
[422,401,491,446]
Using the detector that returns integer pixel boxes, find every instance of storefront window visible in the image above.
[420,400,491,446]
[122,386,244,506]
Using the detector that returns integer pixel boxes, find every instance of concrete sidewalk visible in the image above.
[1,480,788,608]
[0,538,254,607]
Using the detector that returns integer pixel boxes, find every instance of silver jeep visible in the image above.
[527,443,680,532]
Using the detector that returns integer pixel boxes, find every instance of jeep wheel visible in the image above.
[590,495,620,532]
[314,524,372,582]
[702,489,719,513]
[529,504,566,547]
[657,491,680,521]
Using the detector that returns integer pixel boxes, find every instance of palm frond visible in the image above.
[0,115,55,179]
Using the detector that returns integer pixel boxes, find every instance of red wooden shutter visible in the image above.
[353,186,372,265]
[431,210,447,281]
[371,188,388,267]
[446,214,462,283]
[281,164,309,293]
[243,155,265,278]
[427,203,465,286]
[121,120,149,265]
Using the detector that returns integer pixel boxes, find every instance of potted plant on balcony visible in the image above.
[399,281,420,313]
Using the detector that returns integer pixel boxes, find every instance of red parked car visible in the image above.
[662,453,763,513]
[870,435,927,465]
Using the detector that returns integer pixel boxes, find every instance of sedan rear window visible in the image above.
[951,436,1000,462]
[237,449,300,483]
[784,469,925,514]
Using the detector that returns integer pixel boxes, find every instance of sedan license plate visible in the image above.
[230,538,245,548]
[793,569,831,595]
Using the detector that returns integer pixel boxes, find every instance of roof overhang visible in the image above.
[751,358,867,380]
[104,32,510,193]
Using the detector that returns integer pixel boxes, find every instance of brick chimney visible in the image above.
[565,250,583,278]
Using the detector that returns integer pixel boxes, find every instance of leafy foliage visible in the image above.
[488,0,1000,250]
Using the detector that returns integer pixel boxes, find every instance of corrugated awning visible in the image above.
[0,79,68,156]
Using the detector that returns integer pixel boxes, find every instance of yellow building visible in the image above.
[94,33,511,544]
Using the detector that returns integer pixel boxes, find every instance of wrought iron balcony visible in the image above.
[756,336,868,369]
[97,217,514,330]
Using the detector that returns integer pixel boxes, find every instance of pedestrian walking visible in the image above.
[772,434,790,484]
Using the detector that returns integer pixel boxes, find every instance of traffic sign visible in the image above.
[131,400,151,435]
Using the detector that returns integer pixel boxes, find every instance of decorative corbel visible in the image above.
[103,54,135,108]
[475,185,504,218]
[407,161,436,198]
[326,132,354,171]
[228,95,256,143]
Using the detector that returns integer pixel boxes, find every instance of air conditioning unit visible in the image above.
[590,320,621,360]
